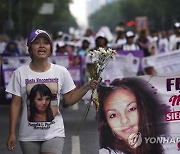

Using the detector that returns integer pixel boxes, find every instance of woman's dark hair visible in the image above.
[95,36,108,48]
[98,78,168,154]
[29,84,54,122]
[3,41,20,56]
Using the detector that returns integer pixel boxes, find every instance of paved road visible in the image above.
[0,101,99,154]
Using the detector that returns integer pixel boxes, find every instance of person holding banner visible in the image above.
[98,78,168,154]
[6,29,99,154]
[136,29,151,57]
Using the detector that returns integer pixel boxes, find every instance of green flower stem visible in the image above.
[76,89,95,135]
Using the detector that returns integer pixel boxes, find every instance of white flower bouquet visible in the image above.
[89,47,116,109]
[77,47,116,134]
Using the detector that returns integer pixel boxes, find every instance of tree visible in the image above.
[88,0,180,32]
[35,0,78,34]
[89,1,122,32]
[0,0,77,38]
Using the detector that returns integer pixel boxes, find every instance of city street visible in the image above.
[0,100,99,154]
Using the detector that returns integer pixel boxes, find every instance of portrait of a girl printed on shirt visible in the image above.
[26,83,58,122]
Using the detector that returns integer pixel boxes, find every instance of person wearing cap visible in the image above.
[122,31,140,51]
[169,22,180,51]
[56,41,67,55]
[6,29,99,154]
[94,34,108,50]
[53,31,65,56]
[84,28,95,49]
[113,23,126,50]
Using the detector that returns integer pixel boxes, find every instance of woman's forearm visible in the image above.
[63,80,98,105]
[9,95,21,134]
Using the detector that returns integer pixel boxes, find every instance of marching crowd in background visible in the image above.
[0,21,180,77]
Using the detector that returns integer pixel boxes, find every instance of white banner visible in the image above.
[49,55,69,68]
[101,53,140,81]
[142,49,180,75]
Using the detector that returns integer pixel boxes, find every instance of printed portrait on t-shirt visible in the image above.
[26,80,58,122]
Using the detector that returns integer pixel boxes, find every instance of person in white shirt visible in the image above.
[122,31,139,51]
[6,29,99,154]
[0,37,7,54]
[52,31,65,56]
[169,22,180,51]
[158,30,169,53]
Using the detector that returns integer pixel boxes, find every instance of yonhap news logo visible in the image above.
[144,136,180,144]
[128,132,142,148]
[128,132,180,149]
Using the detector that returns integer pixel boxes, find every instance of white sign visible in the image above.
[49,56,69,68]
[101,53,140,81]
[142,49,180,75]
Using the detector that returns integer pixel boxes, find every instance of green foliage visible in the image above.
[0,0,77,38]
[89,0,180,32]
[89,1,122,32]
[0,0,8,31]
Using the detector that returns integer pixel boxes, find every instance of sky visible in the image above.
[69,0,89,28]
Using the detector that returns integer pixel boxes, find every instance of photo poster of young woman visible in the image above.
[26,80,59,128]
[98,75,180,154]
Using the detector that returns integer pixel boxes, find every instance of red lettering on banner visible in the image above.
[166,111,180,121]
[169,95,180,106]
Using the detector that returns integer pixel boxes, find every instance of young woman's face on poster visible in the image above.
[104,88,139,141]
[34,92,51,113]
